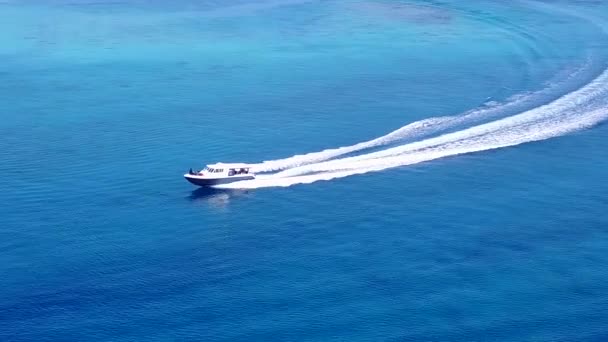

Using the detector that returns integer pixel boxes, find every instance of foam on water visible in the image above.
[218,99,608,189]
[214,4,608,190]
[247,58,593,174]
[219,106,608,189]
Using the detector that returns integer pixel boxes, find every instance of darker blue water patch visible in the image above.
[2,1,608,341]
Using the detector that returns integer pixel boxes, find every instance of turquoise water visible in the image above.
[2,1,608,340]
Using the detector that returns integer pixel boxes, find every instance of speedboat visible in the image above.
[184,163,255,187]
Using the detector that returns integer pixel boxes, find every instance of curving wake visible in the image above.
[214,4,608,190]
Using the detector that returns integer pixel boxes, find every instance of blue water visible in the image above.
[2,0,608,341]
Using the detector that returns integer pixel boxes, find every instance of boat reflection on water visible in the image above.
[187,187,250,208]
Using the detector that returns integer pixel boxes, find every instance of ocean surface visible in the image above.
[2,0,608,341]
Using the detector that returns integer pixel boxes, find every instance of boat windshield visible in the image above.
[203,166,250,174]
[203,167,225,173]
[228,168,250,175]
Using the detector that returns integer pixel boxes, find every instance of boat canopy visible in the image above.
[202,163,252,174]
[206,163,251,169]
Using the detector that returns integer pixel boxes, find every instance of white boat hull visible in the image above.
[184,174,255,187]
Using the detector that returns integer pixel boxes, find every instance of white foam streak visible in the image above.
[247,60,591,174]
[213,6,608,190]
[216,66,608,189]
[218,107,607,189]
[268,67,608,178]
[248,116,452,172]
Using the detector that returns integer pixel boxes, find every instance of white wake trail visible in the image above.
[216,63,608,189]
[217,106,608,189]
[267,65,608,178]
[248,116,452,172]
[212,3,608,190]
[247,62,589,174]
